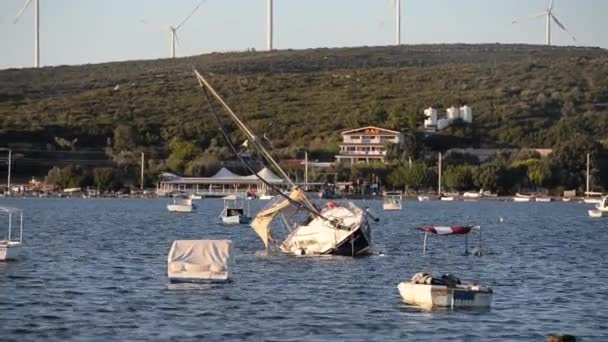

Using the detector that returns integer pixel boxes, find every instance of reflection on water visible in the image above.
[0,198,607,341]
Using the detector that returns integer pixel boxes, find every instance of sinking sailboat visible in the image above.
[194,70,373,257]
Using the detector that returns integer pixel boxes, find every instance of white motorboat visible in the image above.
[259,194,274,200]
[463,191,482,199]
[189,193,203,200]
[513,193,534,202]
[535,197,552,202]
[588,210,603,218]
[417,196,431,202]
[194,70,373,257]
[440,196,454,201]
[594,196,608,212]
[383,192,402,211]
[220,195,251,225]
[0,206,24,261]
[398,273,493,309]
[167,240,233,283]
[562,197,572,202]
[167,198,195,213]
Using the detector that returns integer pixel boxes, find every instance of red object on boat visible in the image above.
[326,202,337,208]
[419,226,473,235]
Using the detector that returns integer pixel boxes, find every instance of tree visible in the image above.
[45,165,86,189]
[443,165,474,191]
[167,140,199,173]
[526,159,552,189]
[388,162,427,191]
[93,167,122,191]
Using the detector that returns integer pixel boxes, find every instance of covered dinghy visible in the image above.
[167,240,233,283]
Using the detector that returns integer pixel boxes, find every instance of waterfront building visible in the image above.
[335,126,402,165]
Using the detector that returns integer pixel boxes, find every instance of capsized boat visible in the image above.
[398,272,493,309]
[383,192,402,211]
[220,195,251,225]
[0,206,24,261]
[167,240,233,283]
[194,70,374,257]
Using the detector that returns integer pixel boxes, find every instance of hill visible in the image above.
[1,43,608,182]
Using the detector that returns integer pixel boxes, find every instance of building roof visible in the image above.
[159,167,284,185]
[341,126,401,136]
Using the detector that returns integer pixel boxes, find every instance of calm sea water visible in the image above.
[0,198,606,341]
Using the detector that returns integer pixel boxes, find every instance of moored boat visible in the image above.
[594,195,608,212]
[588,210,603,218]
[417,196,431,202]
[167,240,233,283]
[220,195,251,225]
[383,192,402,211]
[398,272,493,309]
[167,198,195,213]
[0,206,24,261]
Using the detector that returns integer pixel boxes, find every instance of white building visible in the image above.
[335,126,402,165]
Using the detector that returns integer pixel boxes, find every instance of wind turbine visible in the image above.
[512,0,576,46]
[143,1,204,59]
[14,0,40,68]
[267,0,273,50]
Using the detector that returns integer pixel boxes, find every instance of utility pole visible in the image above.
[1,148,11,193]
[140,152,145,191]
[438,152,442,196]
[304,151,308,191]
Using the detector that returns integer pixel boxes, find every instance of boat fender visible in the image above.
[326,202,337,208]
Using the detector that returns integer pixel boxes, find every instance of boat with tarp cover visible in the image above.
[193,70,374,257]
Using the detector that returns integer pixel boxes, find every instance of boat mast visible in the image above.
[586,153,590,196]
[193,70,295,188]
[438,152,442,196]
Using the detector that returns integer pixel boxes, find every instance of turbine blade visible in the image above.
[551,14,577,41]
[549,0,555,11]
[511,12,545,24]
[175,0,205,30]
[175,32,182,48]
[14,0,33,24]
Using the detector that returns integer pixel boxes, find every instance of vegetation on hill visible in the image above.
[0,44,607,193]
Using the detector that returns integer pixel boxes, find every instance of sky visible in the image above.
[0,0,606,69]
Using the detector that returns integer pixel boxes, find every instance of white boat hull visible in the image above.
[589,210,604,218]
[440,197,454,201]
[259,195,274,200]
[535,197,552,202]
[281,205,371,256]
[513,197,531,202]
[383,203,402,211]
[398,282,492,309]
[167,204,194,213]
[417,196,430,202]
[0,242,22,261]
[583,198,602,204]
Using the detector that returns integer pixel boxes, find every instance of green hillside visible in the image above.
[1,43,608,189]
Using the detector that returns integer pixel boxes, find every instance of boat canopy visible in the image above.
[0,206,22,214]
[250,187,309,248]
[167,240,232,279]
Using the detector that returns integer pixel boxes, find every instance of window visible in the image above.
[350,135,360,140]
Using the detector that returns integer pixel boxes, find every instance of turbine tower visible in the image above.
[395,0,401,45]
[142,1,204,58]
[267,0,273,50]
[512,0,576,46]
[14,0,40,68]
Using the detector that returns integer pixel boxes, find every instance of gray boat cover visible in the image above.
[167,240,233,281]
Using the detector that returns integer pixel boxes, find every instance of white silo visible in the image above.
[437,118,450,130]
[447,106,460,121]
[424,107,437,125]
[460,105,473,123]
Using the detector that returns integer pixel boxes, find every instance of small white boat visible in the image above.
[562,197,572,202]
[189,193,203,200]
[588,210,603,218]
[259,194,274,200]
[440,196,454,201]
[535,197,552,202]
[513,193,533,202]
[583,192,603,204]
[417,196,431,202]
[463,191,482,199]
[167,240,233,283]
[594,195,608,212]
[0,206,24,261]
[383,192,402,211]
[167,198,195,213]
[398,273,493,309]
[220,195,251,225]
